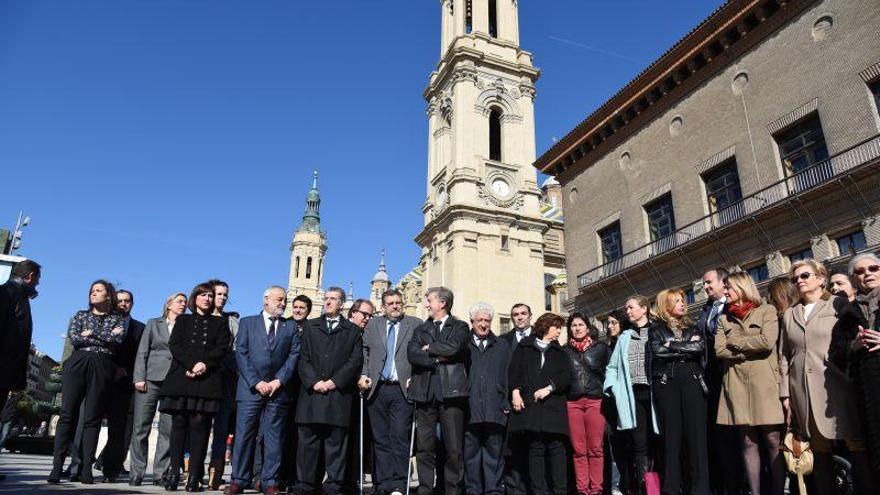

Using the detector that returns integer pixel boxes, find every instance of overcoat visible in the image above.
[781,296,862,440]
[295,316,363,426]
[159,313,231,400]
[507,337,572,436]
[715,304,784,426]
[0,278,34,391]
[466,333,510,425]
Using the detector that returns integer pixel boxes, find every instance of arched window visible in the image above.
[306,257,313,279]
[488,0,498,38]
[294,256,300,277]
[489,107,502,161]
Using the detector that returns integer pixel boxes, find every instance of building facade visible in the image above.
[535,0,880,316]
[410,0,565,331]
[286,171,327,319]
[27,345,59,403]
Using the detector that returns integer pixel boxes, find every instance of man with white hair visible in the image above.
[464,302,509,495]
[226,287,301,495]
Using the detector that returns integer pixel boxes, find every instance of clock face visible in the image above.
[491,178,511,197]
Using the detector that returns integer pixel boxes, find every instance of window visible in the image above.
[488,0,498,38]
[645,193,676,242]
[685,287,696,305]
[837,230,867,255]
[776,114,828,177]
[703,158,743,225]
[598,222,623,264]
[294,256,300,277]
[870,79,880,114]
[306,257,313,279]
[788,247,814,263]
[500,316,511,333]
[500,234,509,251]
[489,108,502,161]
[465,0,473,33]
[746,263,769,283]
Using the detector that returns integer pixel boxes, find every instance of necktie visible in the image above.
[434,320,442,336]
[267,317,277,347]
[480,339,486,350]
[328,318,338,331]
[382,322,397,380]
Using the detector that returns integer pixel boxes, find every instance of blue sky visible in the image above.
[0,1,723,360]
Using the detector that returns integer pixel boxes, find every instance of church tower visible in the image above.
[416,0,546,331]
[287,171,326,319]
[370,249,391,313]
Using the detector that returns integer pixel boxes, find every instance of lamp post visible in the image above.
[10,211,30,255]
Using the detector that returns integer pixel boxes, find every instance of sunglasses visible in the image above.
[853,265,880,276]
[790,272,814,283]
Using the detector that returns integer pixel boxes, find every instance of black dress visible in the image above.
[159,313,231,414]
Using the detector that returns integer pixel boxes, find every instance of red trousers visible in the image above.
[567,397,605,495]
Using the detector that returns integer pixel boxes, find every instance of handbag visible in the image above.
[644,460,661,495]
[782,430,813,495]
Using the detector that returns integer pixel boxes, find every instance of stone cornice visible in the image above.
[415,203,552,247]
[424,40,540,100]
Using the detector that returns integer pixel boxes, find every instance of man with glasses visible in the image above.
[342,299,374,494]
[291,287,363,495]
[348,299,375,330]
[359,290,422,495]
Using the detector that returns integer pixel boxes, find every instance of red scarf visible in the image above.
[569,338,591,353]
[728,301,756,320]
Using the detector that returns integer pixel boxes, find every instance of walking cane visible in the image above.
[359,392,365,495]
[405,408,416,495]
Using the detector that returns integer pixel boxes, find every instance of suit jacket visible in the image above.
[115,318,146,384]
[780,296,862,440]
[296,316,363,426]
[361,314,422,400]
[696,298,726,370]
[500,328,531,363]
[133,317,173,383]
[235,314,301,402]
[0,278,34,391]
[407,315,470,402]
[159,313,231,400]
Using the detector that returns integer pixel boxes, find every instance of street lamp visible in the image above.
[10,211,30,255]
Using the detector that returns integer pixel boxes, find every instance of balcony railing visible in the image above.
[577,134,880,290]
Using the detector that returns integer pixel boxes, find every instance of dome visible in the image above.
[541,176,560,188]
[372,270,390,283]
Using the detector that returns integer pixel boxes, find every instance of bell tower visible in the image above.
[415,0,546,330]
[287,171,327,319]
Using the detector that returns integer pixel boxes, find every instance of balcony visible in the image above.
[577,134,880,290]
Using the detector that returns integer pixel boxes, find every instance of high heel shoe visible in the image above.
[165,473,180,491]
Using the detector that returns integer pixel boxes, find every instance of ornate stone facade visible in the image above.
[286,171,326,319]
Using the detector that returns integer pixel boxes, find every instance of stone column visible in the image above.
[472,0,488,36]
[810,234,839,261]
[453,0,467,38]
[766,251,790,278]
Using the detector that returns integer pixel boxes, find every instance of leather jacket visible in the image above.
[407,316,471,402]
[648,321,705,379]
[563,341,610,399]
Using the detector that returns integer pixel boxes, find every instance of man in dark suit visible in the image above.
[408,287,470,495]
[292,287,363,495]
[359,289,422,495]
[0,259,40,483]
[499,303,532,495]
[282,295,313,490]
[226,286,301,495]
[98,289,145,481]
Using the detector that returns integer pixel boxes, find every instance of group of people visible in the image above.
[2,251,880,495]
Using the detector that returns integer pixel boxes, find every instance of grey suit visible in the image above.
[129,317,174,481]
[361,314,421,493]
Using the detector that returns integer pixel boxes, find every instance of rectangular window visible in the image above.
[870,79,880,114]
[836,230,867,255]
[746,263,769,283]
[775,114,829,193]
[501,234,509,251]
[684,287,696,305]
[488,0,498,38]
[500,316,511,334]
[703,159,743,225]
[645,193,676,244]
[598,222,623,264]
[788,247,814,263]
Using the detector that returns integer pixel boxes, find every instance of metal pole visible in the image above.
[359,392,364,495]
[405,408,416,495]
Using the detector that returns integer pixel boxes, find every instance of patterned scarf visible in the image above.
[728,301,756,321]
[569,337,591,353]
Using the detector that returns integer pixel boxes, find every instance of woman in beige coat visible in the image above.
[781,259,873,493]
[715,272,785,495]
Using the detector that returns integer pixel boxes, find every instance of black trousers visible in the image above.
[464,423,505,495]
[415,399,465,495]
[168,411,214,481]
[653,367,709,495]
[368,382,414,494]
[51,350,116,478]
[618,385,651,493]
[526,433,567,495]
[98,380,135,475]
[503,431,531,495]
[295,423,349,494]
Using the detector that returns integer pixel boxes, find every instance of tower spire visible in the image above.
[298,170,322,232]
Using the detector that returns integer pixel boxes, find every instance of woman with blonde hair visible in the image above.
[650,288,709,494]
[128,292,187,486]
[715,272,785,495]
[781,259,874,493]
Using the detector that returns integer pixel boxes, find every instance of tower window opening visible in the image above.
[488,0,498,38]
[465,0,473,34]
[489,108,502,161]
[294,256,300,278]
[306,257,313,279]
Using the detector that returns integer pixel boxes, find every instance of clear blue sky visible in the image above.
[0,1,723,361]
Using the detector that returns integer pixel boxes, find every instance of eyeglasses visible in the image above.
[790,272,814,283]
[355,310,372,319]
[853,265,880,276]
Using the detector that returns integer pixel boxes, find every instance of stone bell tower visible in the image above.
[415,0,546,330]
[287,171,326,319]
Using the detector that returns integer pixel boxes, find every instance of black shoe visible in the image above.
[165,474,180,491]
[60,468,71,479]
[130,476,143,486]
[104,473,118,483]
[185,475,203,492]
[81,473,95,485]
[69,474,81,482]
[47,468,62,484]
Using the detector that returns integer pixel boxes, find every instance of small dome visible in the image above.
[372,270,390,283]
[541,176,560,188]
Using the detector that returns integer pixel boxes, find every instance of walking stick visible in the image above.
[359,392,364,495]
[405,408,416,495]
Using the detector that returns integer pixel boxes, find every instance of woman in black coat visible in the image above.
[509,312,572,495]
[159,282,231,492]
